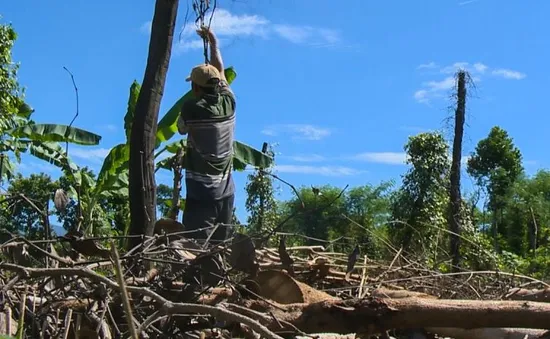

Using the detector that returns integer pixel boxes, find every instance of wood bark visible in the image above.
[239,297,550,334]
[128,0,179,250]
[504,287,550,303]
[426,327,546,339]
[449,70,466,270]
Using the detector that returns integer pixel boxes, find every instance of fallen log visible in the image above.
[425,327,546,339]
[504,287,550,302]
[239,297,550,334]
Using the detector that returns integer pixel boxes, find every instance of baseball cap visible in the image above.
[185,64,221,88]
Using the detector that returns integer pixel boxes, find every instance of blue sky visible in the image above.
[2,0,549,223]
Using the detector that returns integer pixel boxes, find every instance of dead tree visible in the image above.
[128,0,179,250]
[449,70,467,270]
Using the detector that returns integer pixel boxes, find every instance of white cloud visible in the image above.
[414,61,526,103]
[284,154,326,162]
[417,62,438,69]
[473,62,488,73]
[440,62,470,74]
[97,124,117,132]
[349,152,408,165]
[147,8,341,52]
[180,9,270,38]
[273,25,340,47]
[492,69,526,80]
[176,39,205,53]
[274,164,363,176]
[413,90,429,104]
[17,161,59,174]
[262,124,331,141]
[68,147,111,163]
[424,77,456,91]
[459,0,480,5]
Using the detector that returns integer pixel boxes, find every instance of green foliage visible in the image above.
[157,183,173,217]
[276,182,395,257]
[467,126,524,251]
[467,126,523,211]
[0,20,101,183]
[0,173,57,239]
[0,20,25,122]
[57,167,129,236]
[244,144,278,237]
[390,132,450,257]
[8,124,101,146]
[124,81,140,141]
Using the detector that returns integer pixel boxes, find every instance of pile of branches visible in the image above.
[2,226,550,339]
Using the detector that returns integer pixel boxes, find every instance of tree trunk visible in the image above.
[449,70,466,270]
[128,0,179,250]
[528,206,538,253]
[168,147,183,220]
[237,297,550,334]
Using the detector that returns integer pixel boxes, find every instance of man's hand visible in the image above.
[196,25,218,45]
[196,25,225,81]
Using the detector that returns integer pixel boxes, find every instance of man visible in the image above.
[177,26,236,245]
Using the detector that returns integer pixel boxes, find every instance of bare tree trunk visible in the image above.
[168,147,183,220]
[449,70,466,270]
[128,0,179,250]
[528,206,538,253]
[238,297,550,334]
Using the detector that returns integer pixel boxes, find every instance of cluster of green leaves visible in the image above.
[389,132,450,261]
[244,144,279,239]
[274,182,395,258]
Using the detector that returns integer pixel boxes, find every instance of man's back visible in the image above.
[180,82,236,202]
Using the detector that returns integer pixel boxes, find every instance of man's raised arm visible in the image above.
[198,26,226,83]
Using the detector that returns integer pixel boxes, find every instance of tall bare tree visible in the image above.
[128,0,179,249]
[449,70,467,270]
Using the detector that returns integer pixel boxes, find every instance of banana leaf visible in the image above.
[0,155,15,181]
[24,141,82,186]
[9,123,102,145]
[233,140,273,171]
[155,67,237,148]
[155,140,273,172]
[124,81,141,142]
[94,143,130,195]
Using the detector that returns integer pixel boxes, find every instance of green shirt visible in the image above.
[179,81,236,201]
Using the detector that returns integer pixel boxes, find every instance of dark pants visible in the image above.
[182,194,235,244]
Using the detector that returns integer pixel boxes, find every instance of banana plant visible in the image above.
[0,100,102,182]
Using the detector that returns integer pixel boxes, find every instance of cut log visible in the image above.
[253,269,337,304]
[504,287,550,302]
[426,327,546,339]
[240,297,550,334]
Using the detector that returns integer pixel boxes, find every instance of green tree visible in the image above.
[337,182,395,258]
[245,143,278,236]
[390,132,450,258]
[467,126,523,252]
[56,167,129,237]
[279,185,347,247]
[156,183,173,217]
[0,173,57,240]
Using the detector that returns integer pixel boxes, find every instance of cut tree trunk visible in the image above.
[449,70,466,270]
[504,287,550,302]
[238,297,550,335]
[128,0,179,250]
